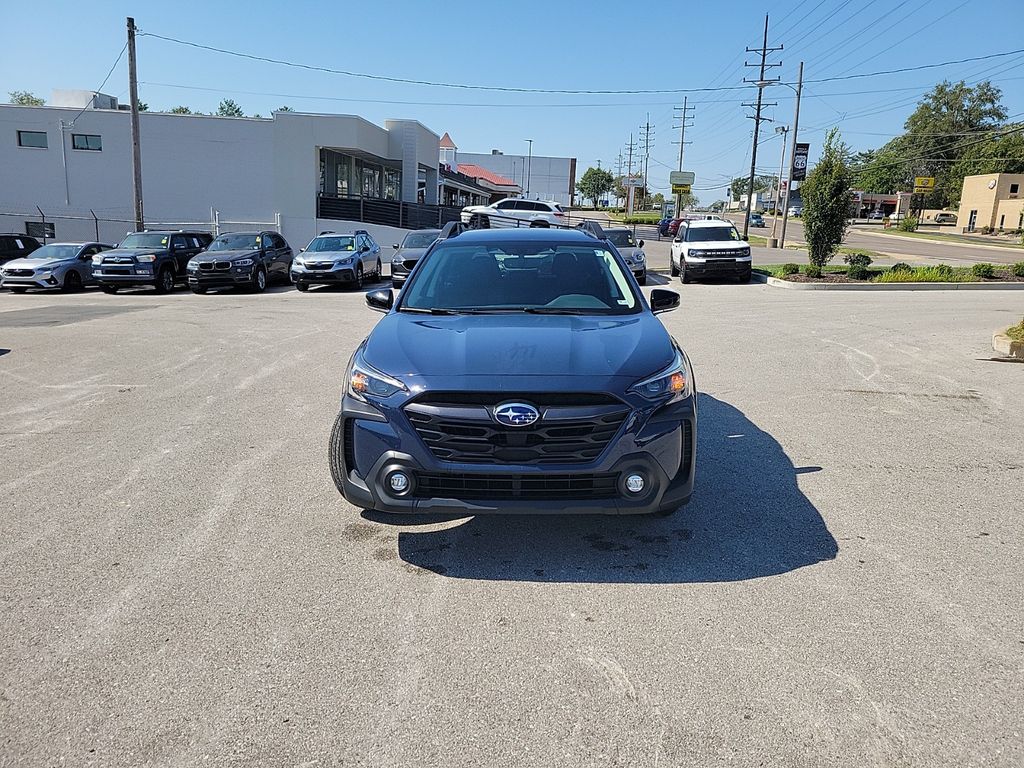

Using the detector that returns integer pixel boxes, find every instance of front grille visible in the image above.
[198,261,232,271]
[102,267,132,275]
[413,471,619,500]
[404,392,629,464]
[402,259,418,270]
[5,269,33,277]
[305,262,333,271]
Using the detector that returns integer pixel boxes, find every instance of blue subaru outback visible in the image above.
[329,224,697,516]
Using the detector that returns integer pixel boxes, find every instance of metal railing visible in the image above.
[316,194,462,229]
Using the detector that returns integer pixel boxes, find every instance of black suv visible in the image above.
[186,231,293,293]
[0,234,42,265]
[94,231,213,294]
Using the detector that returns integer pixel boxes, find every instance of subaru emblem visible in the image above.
[493,402,540,428]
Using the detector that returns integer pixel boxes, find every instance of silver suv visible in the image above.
[603,228,647,285]
[461,198,566,228]
[291,230,382,291]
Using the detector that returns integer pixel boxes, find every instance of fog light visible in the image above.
[387,471,410,495]
[625,473,645,494]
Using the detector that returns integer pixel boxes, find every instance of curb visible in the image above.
[854,228,1024,254]
[751,273,1024,291]
[993,331,1024,359]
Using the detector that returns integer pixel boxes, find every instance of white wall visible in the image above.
[456,151,575,205]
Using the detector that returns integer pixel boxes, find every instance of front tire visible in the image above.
[9,286,28,294]
[295,281,309,292]
[155,266,175,294]
[636,271,647,286]
[62,271,82,292]
[190,285,208,295]
[670,258,680,277]
[100,285,119,294]
[329,413,347,494]
[374,259,382,280]
[352,264,364,290]
[680,264,692,284]
[251,267,267,293]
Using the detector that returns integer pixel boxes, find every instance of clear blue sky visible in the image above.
[3,0,1023,202]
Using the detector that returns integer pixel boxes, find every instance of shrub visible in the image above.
[890,262,914,273]
[971,263,995,278]
[805,265,823,279]
[935,263,954,279]
[1007,318,1024,343]
[898,216,919,232]
[847,264,870,280]
[872,265,972,283]
[780,263,800,276]
[978,225,993,235]
[843,252,873,267]
[1012,262,1024,278]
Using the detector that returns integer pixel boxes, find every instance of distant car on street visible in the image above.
[787,206,803,217]
[291,230,382,291]
[933,212,958,225]
[186,231,293,294]
[868,209,885,220]
[390,229,441,288]
[460,198,566,228]
[0,233,42,265]
[1,241,112,292]
[658,216,674,236]
[749,213,765,227]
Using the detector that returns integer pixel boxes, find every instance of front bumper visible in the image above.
[94,266,157,286]
[334,391,696,515]
[292,264,357,284]
[683,257,752,278]
[2,272,62,289]
[188,264,255,287]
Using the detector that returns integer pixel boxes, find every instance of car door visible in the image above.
[493,200,518,228]
[257,232,276,278]
[78,244,101,282]
[273,234,293,277]
[365,234,380,271]
[169,234,191,275]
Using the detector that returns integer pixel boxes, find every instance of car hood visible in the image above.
[395,247,428,260]
[301,251,356,260]
[690,243,749,252]
[363,312,674,380]
[193,249,256,261]
[3,257,73,269]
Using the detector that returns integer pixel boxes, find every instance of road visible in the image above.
[1,283,1023,766]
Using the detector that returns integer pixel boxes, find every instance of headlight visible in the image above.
[687,249,704,258]
[348,351,407,400]
[235,258,254,267]
[336,257,352,266]
[91,254,103,264]
[292,257,305,267]
[739,247,751,257]
[629,350,690,401]
[186,260,199,271]
[635,251,646,262]
[136,254,157,263]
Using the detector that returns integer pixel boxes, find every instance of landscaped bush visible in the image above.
[1012,262,1024,277]
[622,214,662,225]
[843,252,873,267]
[780,263,800,276]
[978,225,993,235]
[972,263,995,278]
[805,265,823,278]
[889,262,914,273]
[1007,318,1024,343]
[898,216,919,232]
[872,265,972,283]
[847,264,870,280]
[935,263,955,279]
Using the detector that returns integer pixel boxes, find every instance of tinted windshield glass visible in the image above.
[686,226,741,242]
[401,241,639,314]
[309,236,355,252]
[208,234,259,251]
[28,244,80,260]
[120,233,170,249]
[606,231,636,247]
[403,232,439,248]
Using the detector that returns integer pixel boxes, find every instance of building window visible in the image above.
[1010,184,1020,194]
[72,134,102,151]
[383,169,401,200]
[17,130,47,148]
[999,215,1005,230]
[362,165,381,198]
[336,156,351,197]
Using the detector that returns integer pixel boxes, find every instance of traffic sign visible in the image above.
[669,171,696,186]
[624,176,645,188]
[914,176,936,193]
[672,184,692,194]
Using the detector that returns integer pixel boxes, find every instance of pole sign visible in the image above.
[669,171,696,186]
[913,176,936,194]
[624,176,645,188]
[791,143,810,181]
[672,184,692,194]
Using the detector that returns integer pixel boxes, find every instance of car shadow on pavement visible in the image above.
[388,394,838,583]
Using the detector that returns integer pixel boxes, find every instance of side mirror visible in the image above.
[360,245,370,253]
[742,235,749,241]
[299,247,305,252]
[638,239,645,248]
[392,244,400,249]
[365,288,394,313]
[650,289,680,315]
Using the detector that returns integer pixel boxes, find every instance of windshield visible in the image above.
[402,232,439,249]
[308,236,355,252]
[401,241,639,315]
[686,226,741,243]
[606,231,636,248]
[208,233,260,251]
[119,233,170,249]
[26,244,80,260]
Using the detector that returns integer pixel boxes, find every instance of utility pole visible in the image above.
[779,61,803,249]
[614,152,624,207]
[673,97,695,213]
[127,17,145,231]
[639,115,653,210]
[742,14,782,240]
[625,134,637,217]
[525,139,533,198]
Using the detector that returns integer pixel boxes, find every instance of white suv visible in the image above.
[670,220,752,283]
[461,198,566,228]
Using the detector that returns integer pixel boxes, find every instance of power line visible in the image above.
[67,42,128,126]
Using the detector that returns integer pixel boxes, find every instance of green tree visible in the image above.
[730,174,773,201]
[709,200,726,212]
[138,101,149,112]
[216,99,244,117]
[678,192,699,210]
[802,127,853,268]
[9,90,44,106]
[169,106,193,114]
[576,167,616,207]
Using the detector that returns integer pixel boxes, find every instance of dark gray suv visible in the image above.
[94,231,213,294]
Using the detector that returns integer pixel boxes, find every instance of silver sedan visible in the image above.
[1,242,113,292]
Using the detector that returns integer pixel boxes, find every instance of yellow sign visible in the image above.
[914,177,936,193]
[672,184,692,194]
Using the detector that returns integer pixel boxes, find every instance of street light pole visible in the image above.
[779,61,803,250]
[127,16,145,231]
[770,125,789,241]
[525,139,533,198]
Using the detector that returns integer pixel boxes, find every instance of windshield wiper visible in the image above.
[400,307,495,315]
[522,307,591,315]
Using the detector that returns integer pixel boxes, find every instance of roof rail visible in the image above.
[439,220,467,239]
[354,229,368,235]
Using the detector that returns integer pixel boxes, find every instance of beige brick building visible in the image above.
[956,173,1024,232]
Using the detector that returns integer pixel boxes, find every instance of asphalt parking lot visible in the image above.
[2,281,1022,766]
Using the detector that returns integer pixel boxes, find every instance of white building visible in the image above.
[0,95,445,247]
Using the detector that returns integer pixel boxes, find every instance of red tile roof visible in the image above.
[439,132,457,149]
[456,163,517,187]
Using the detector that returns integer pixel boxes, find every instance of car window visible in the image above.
[171,235,188,250]
[309,236,355,252]
[400,241,640,314]
[686,226,740,243]
[403,232,439,248]
[606,231,636,248]
[495,200,516,210]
